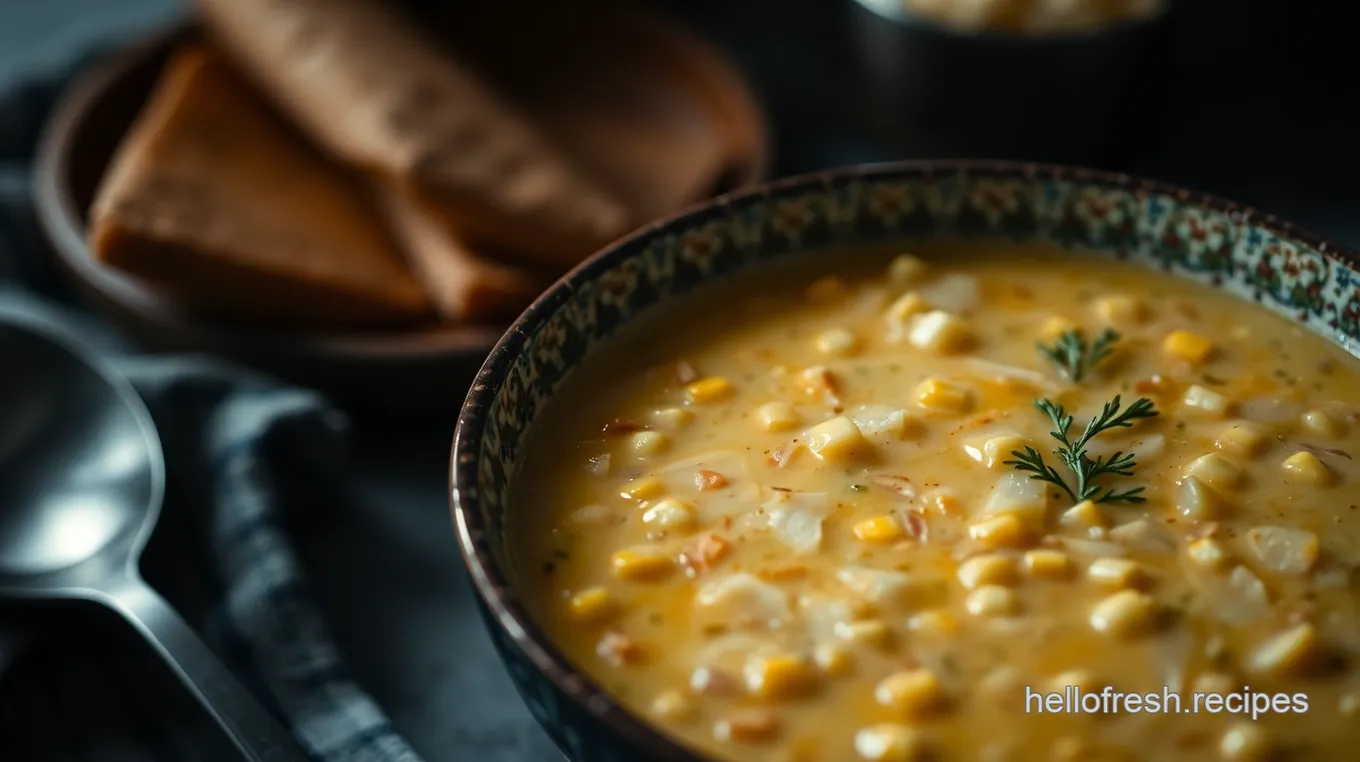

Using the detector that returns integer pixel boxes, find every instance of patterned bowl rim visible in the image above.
[450,158,1357,760]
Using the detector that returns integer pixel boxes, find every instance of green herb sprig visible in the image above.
[1005,395,1159,505]
[1039,328,1120,383]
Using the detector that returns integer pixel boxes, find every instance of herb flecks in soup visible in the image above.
[509,242,1360,761]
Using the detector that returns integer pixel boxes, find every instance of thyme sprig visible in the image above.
[1005,395,1159,505]
[1039,328,1120,383]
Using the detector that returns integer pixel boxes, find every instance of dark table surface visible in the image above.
[2,0,1360,759]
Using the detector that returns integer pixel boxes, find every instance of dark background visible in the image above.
[0,0,1357,759]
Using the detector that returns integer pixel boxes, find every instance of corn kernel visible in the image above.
[1024,549,1071,579]
[887,254,928,286]
[1187,538,1230,569]
[1246,623,1320,677]
[685,376,734,404]
[908,310,975,354]
[913,377,972,415]
[650,407,695,430]
[965,585,1019,617]
[874,669,945,716]
[796,365,840,399]
[1087,558,1146,589]
[884,292,931,325]
[854,723,930,762]
[854,515,905,544]
[804,416,869,462]
[568,586,614,622]
[1216,422,1268,457]
[1047,669,1101,695]
[920,488,962,516]
[813,641,854,676]
[713,709,779,743]
[982,435,1025,469]
[642,498,697,530]
[1183,384,1232,418]
[630,431,671,457]
[1219,721,1271,762]
[1282,450,1334,486]
[1191,671,1236,696]
[906,610,958,638]
[968,513,1027,549]
[1039,315,1077,340]
[1339,693,1360,717]
[1060,500,1105,530]
[815,328,860,357]
[756,401,801,432]
[623,477,667,501]
[1093,294,1148,326]
[743,653,817,700]
[1089,590,1159,637]
[807,276,850,303]
[1301,409,1346,438]
[1163,330,1214,365]
[834,619,893,648]
[650,689,695,722]
[568,504,614,526]
[1183,453,1243,491]
[957,554,1018,589]
[610,547,674,581]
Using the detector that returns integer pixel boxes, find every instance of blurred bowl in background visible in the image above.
[848,0,1177,165]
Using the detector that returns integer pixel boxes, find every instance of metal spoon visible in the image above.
[0,317,312,762]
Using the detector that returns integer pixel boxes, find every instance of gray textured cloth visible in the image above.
[0,42,425,762]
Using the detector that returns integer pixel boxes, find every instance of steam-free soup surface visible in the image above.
[509,241,1360,761]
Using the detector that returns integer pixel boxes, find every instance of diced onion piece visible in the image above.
[585,453,611,476]
[1183,384,1232,418]
[1108,519,1176,553]
[980,472,1050,529]
[1083,434,1166,464]
[1192,565,1272,624]
[695,573,792,631]
[763,490,830,554]
[962,358,1062,394]
[917,273,980,314]
[1175,476,1228,519]
[852,404,918,438]
[1244,525,1319,574]
[837,566,948,610]
[1182,453,1242,491]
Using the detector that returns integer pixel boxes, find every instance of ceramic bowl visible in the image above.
[847,0,1179,165]
[451,159,1357,761]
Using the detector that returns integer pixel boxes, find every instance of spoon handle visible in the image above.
[98,578,314,762]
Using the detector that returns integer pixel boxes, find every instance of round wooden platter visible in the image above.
[32,14,768,422]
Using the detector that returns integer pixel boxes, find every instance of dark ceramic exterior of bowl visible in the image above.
[847,0,1178,164]
[452,160,1359,762]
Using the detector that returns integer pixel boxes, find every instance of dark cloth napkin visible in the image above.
[0,35,425,762]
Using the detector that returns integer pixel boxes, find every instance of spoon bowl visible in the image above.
[0,319,161,584]
[0,315,312,762]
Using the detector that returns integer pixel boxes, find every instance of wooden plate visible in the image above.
[32,16,768,422]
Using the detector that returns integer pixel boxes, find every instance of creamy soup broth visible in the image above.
[507,241,1360,761]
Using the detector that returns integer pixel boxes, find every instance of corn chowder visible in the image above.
[508,241,1360,762]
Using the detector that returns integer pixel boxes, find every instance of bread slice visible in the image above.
[373,182,551,321]
[89,46,434,329]
[197,0,631,268]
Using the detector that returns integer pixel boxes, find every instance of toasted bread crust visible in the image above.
[197,0,631,266]
[89,46,435,328]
